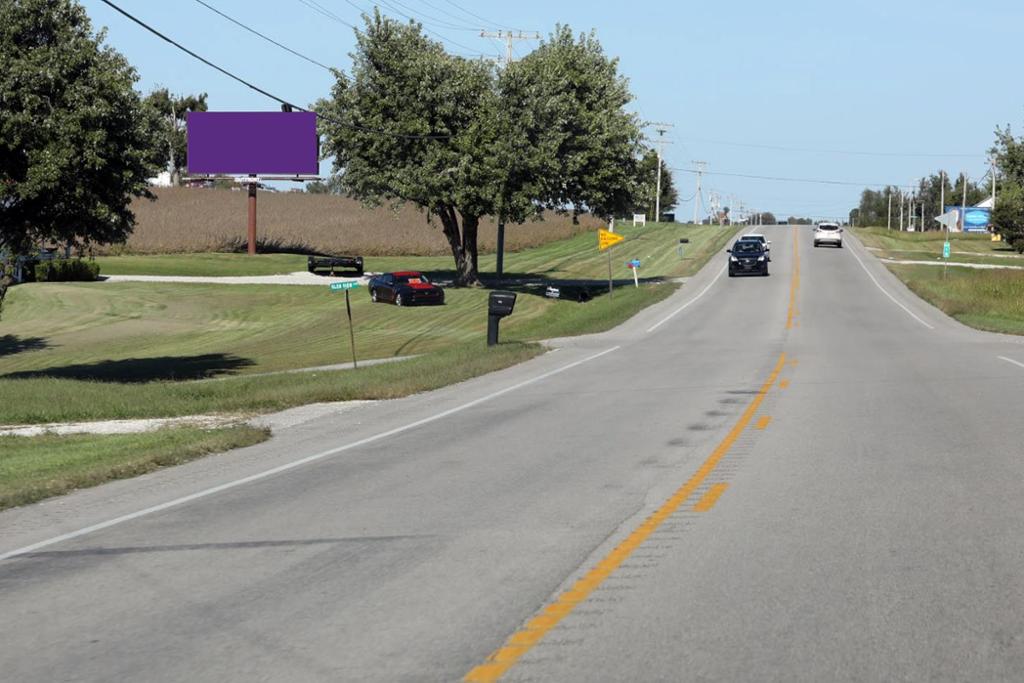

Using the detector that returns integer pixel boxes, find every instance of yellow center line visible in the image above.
[692,483,729,512]
[463,352,788,683]
[755,415,772,430]
[779,379,790,389]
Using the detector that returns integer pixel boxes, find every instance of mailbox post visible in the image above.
[487,291,517,346]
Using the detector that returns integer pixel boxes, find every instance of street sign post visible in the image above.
[598,228,625,298]
[330,281,361,368]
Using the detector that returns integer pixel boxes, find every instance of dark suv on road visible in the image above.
[727,240,769,277]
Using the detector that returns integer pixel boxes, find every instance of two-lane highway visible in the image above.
[3,226,1024,681]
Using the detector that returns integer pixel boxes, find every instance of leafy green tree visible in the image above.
[317,11,501,285]
[0,0,159,315]
[632,148,677,220]
[143,87,208,185]
[318,16,643,284]
[511,26,642,222]
[305,175,344,194]
[992,126,1024,252]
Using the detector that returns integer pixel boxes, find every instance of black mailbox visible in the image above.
[679,238,690,244]
[488,291,517,317]
[487,291,517,346]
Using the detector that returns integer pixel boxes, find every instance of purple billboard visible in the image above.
[187,112,318,175]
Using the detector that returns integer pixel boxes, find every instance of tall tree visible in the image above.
[511,26,643,222]
[318,16,643,284]
[991,126,1024,252]
[143,87,208,185]
[0,0,159,315]
[317,11,499,285]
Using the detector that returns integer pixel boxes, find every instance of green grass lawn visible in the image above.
[96,252,309,276]
[887,264,1024,335]
[0,222,738,424]
[855,227,1024,266]
[0,425,269,510]
[0,222,736,507]
[94,222,734,280]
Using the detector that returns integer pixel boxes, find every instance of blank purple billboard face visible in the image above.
[187,112,318,175]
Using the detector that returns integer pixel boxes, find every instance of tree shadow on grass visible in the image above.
[0,335,49,357]
[1,353,255,383]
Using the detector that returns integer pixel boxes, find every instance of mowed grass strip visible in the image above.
[0,342,544,425]
[95,252,309,276]
[0,425,269,511]
[888,264,1024,334]
[855,227,1024,266]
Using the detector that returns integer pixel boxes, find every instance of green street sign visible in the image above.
[943,241,951,259]
[330,281,361,291]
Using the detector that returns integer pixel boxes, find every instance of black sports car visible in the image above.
[727,240,769,277]
[367,271,445,306]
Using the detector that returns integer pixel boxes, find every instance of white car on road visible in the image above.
[813,222,843,248]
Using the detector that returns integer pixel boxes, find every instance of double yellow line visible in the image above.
[464,228,800,682]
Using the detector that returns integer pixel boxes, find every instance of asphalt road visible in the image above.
[4,226,1024,682]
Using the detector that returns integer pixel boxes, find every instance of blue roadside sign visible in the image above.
[330,281,361,291]
[943,241,951,259]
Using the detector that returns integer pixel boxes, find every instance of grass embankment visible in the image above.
[0,222,733,507]
[855,227,1024,267]
[0,426,269,511]
[888,264,1024,335]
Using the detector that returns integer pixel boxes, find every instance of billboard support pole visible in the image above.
[247,174,257,256]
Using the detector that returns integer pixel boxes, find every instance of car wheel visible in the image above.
[728,269,735,277]
[837,242,843,248]
[370,288,378,303]
[395,293,404,307]
[814,242,820,247]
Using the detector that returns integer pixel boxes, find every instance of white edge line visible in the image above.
[848,244,935,330]
[646,265,726,333]
[998,355,1024,370]
[0,345,621,563]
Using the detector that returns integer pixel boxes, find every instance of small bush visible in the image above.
[34,259,100,282]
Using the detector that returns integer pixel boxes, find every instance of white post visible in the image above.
[632,266,639,288]
[887,191,892,230]
[940,170,945,229]
[899,190,904,231]
[655,146,662,224]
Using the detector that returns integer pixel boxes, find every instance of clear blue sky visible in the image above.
[81,0,1023,221]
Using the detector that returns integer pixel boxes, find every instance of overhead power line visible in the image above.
[192,0,335,73]
[294,0,358,29]
[671,167,916,190]
[99,0,452,140]
[683,137,985,159]
[441,0,526,32]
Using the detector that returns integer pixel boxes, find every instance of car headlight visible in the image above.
[730,256,738,262]
[757,256,765,262]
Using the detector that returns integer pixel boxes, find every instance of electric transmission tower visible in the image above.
[479,30,540,66]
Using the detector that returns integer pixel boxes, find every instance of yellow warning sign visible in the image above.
[598,228,624,251]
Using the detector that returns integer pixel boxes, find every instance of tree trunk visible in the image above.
[437,206,480,286]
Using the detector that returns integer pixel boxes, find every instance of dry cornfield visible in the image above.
[105,187,602,256]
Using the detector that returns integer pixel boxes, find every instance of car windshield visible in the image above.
[743,236,765,243]
[733,242,763,254]
[396,274,428,284]
[818,225,838,231]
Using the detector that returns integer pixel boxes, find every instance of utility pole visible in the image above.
[479,30,540,66]
[649,123,674,223]
[961,171,968,232]
[481,30,540,278]
[940,170,945,229]
[692,161,707,224]
[887,190,892,230]
[899,189,904,231]
[991,157,997,209]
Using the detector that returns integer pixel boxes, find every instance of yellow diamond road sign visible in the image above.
[598,228,624,251]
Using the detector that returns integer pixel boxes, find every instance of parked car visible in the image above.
[368,271,445,306]
[813,222,843,248]
[727,240,769,277]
